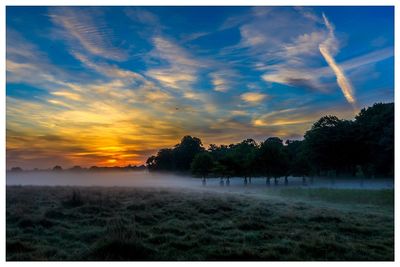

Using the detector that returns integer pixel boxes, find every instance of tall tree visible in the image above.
[146,148,174,171]
[286,140,311,184]
[355,103,394,177]
[191,152,214,184]
[230,139,258,184]
[173,136,205,171]
[257,137,286,185]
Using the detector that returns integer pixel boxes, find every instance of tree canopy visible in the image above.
[146,102,394,179]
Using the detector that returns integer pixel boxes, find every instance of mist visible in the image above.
[6,171,393,191]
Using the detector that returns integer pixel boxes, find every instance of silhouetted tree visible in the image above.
[257,137,286,185]
[145,102,394,180]
[53,165,63,171]
[154,149,175,171]
[231,139,258,184]
[70,165,83,172]
[173,136,205,171]
[355,103,394,177]
[191,152,214,184]
[147,136,204,172]
[10,167,22,172]
[286,140,311,184]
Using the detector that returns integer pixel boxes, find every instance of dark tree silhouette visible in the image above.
[257,137,287,185]
[147,136,204,172]
[191,152,214,185]
[230,139,258,184]
[53,165,63,171]
[286,140,311,184]
[70,165,83,172]
[174,136,204,171]
[151,149,175,171]
[146,102,394,180]
[355,103,394,177]
[10,167,23,172]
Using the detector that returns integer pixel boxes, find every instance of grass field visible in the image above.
[6,185,394,261]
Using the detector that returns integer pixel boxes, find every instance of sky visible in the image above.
[6,6,394,169]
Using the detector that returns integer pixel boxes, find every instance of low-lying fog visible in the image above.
[6,171,394,191]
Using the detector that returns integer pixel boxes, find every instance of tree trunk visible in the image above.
[202,177,206,186]
[284,176,288,186]
[244,177,248,186]
[302,176,307,185]
[226,177,230,186]
[249,177,252,184]
[266,177,271,186]
[274,177,278,185]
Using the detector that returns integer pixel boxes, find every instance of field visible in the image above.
[6,185,394,261]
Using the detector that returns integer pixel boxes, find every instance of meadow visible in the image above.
[6,184,394,261]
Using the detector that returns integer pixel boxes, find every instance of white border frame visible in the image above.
[1,1,398,265]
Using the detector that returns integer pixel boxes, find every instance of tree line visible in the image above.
[146,103,394,182]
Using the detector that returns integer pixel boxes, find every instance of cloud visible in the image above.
[228,7,332,91]
[340,47,393,71]
[210,70,237,92]
[146,37,200,89]
[124,7,160,26]
[49,7,126,61]
[145,36,218,112]
[262,68,326,91]
[319,14,356,105]
[51,91,82,101]
[147,70,196,89]
[236,7,387,104]
[211,76,229,92]
[7,93,188,168]
[71,51,143,82]
[47,99,73,108]
[250,104,356,140]
[6,29,90,90]
[294,6,323,23]
[240,92,267,104]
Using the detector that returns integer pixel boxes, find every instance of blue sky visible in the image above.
[6,6,394,169]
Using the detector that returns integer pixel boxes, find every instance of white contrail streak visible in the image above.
[319,14,356,106]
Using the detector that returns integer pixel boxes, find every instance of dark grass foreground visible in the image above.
[6,186,394,261]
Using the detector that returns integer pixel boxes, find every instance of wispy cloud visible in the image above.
[6,29,86,90]
[51,91,82,101]
[210,70,237,93]
[124,7,160,26]
[147,37,201,89]
[340,47,393,72]
[319,14,356,105]
[230,7,331,91]
[71,51,143,83]
[49,7,127,61]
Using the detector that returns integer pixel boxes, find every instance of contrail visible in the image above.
[319,14,357,107]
